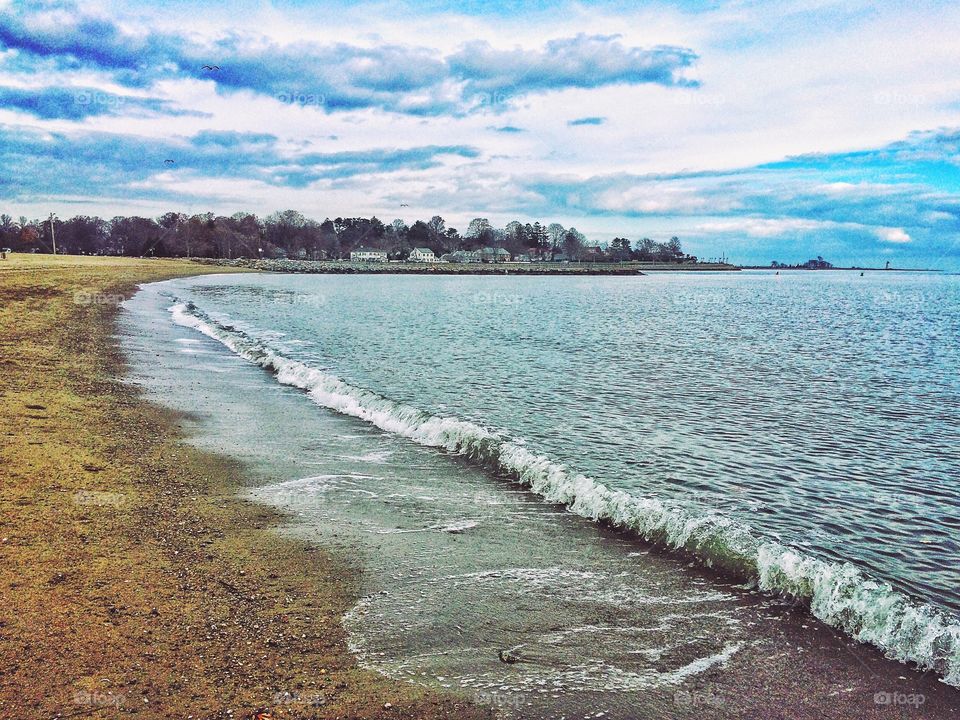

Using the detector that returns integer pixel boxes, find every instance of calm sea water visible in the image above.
[163,269,959,617]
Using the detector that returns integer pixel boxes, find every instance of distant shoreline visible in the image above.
[190,257,742,274]
[740,265,943,272]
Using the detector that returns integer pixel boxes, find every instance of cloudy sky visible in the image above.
[2,0,960,267]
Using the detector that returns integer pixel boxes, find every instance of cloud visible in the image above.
[281,145,480,186]
[529,128,960,226]
[0,85,209,120]
[875,227,911,243]
[0,123,481,199]
[694,217,833,238]
[766,128,960,176]
[568,116,606,126]
[448,34,698,98]
[515,126,960,265]
[0,6,699,116]
[190,131,278,148]
[489,125,526,133]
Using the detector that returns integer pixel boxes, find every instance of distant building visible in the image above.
[581,246,605,262]
[444,250,483,263]
[350,247,388,262]
[513,253,532,263]
[480,247,511,263]
[409,247,439,263]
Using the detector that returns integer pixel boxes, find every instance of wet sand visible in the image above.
[122,275,960,720]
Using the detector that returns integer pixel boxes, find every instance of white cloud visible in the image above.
[875,227,912,243]
[695,217,834,237]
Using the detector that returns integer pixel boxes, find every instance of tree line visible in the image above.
[0,211,694,262]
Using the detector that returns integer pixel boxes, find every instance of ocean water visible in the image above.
[147,269,958,689]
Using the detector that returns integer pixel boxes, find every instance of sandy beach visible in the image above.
[0,254,489,719]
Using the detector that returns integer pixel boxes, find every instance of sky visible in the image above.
[1,0,960,267]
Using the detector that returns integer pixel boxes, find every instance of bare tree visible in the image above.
[547,222,566,260]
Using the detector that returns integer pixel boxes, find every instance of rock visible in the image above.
[498,649,519,664]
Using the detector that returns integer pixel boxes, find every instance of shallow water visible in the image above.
[118,271,960,711]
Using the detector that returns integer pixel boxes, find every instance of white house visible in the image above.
[350,247,388,262]
[409,247,439,262]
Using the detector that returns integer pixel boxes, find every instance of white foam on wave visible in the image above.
[169,300,960,687]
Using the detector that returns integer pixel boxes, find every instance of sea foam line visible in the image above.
[169,299,960,687]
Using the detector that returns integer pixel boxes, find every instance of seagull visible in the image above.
[164,159,175,164]
[201,65,221,71]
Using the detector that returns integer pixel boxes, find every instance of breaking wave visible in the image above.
[170,299,960,688]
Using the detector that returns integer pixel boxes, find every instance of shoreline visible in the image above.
[0,254,489,719]
[190,257,742,274]
[740,266,943,272]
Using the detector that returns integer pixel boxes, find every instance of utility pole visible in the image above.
[49,213,57,255]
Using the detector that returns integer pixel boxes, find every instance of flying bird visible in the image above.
[400,203,409,207]
[164,159,175,164]
[201,65,221,71]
